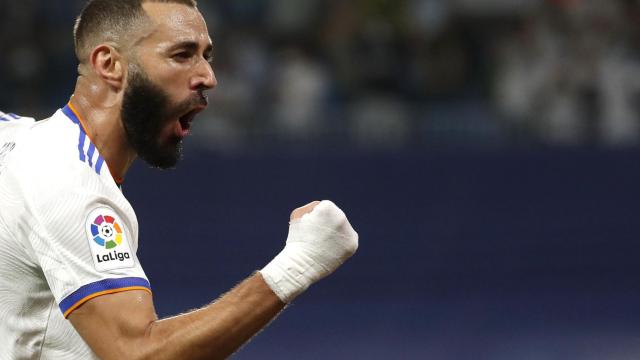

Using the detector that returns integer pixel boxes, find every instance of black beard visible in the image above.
[121,66,182,169]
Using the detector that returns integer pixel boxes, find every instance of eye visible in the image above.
[172,52,192,61]
[204,46,214,64]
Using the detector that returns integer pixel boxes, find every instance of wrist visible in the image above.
[259,246,319,303]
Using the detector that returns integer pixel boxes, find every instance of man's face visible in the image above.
[121,3,216,169]
[121,63,195,169]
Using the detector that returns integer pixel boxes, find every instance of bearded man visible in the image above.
[0,1,359,358]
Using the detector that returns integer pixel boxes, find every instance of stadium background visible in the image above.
[2,0,640,358]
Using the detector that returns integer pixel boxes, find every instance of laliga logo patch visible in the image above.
[91,214,123,249]
[86,208,134,271]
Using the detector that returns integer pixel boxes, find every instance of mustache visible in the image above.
[170,91,209,118]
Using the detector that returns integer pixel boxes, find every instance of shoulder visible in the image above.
[17,108,112,188]
[21,109,88,168]
[0,111,36,124]
[9,109,132,219]
[0,111,36,147]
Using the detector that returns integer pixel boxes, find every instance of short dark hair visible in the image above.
[74,0,198,63]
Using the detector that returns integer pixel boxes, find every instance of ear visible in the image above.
[90,44,125,90]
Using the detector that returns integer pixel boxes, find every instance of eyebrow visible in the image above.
[168,40,213,57]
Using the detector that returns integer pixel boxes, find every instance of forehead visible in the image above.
[140,2,211,48]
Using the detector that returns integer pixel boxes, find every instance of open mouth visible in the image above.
[176,106,205,137]
[179,110,197,132]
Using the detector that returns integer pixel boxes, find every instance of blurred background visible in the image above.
[2,0,640,358]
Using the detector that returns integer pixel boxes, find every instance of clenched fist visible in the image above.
[260,200,359,303]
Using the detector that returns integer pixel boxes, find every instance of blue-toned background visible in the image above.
[125,146,640,359]
[3,0,640,358]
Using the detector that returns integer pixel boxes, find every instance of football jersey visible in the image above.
[0,105,151,359]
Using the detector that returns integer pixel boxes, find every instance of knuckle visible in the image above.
[316,200,345,220]
[347,232,359,253]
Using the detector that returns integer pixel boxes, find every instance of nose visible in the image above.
[191,59,217,91]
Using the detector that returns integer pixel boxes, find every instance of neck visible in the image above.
[69,76,137,184]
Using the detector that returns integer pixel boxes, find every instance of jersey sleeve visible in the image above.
[26,175,150,318]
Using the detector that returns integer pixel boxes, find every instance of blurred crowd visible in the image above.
[495,0,640,147]
[1,0,639,151]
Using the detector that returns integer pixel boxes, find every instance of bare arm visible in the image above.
[69,200,358,359]
[69,273,284,360]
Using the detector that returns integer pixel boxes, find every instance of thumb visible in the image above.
[290,201,321,222]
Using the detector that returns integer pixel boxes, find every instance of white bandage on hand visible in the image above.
[260,200,359,303]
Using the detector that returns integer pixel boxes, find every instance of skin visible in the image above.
[71,2,216,182]
[67,3,320,359]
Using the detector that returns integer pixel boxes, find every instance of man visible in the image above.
[0,0,359,359]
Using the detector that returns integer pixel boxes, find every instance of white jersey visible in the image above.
[0,106,150,359]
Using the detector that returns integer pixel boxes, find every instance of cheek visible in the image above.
[139,63,188,104]
[152,66,192,102]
